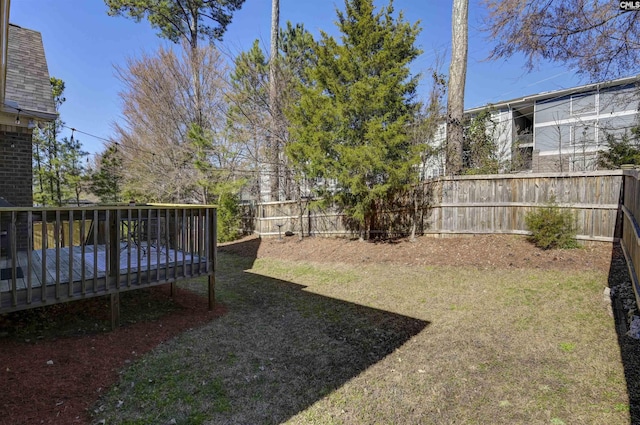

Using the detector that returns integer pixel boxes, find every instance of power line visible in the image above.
[61,125,111,143]
[60,124,160,158]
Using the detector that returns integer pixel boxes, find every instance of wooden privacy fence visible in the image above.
[619,171,640,309]
[248,171,625,242]
[249,169,640,315]
[432,171,623,242]
[0,204,217,325]
[246,200,352,237]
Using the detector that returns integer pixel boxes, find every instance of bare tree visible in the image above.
[483,0,640,81]
[227,23,315,202]
[408,69,446,240]
[551,114,565,173]
[446,0,468,175]
[112,43,233,203]
[107,0,246,130]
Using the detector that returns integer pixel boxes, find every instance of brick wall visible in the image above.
[0,125,33,206]
[532,150,572,173]
[0,125,33,252]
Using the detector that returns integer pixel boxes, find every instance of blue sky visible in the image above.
[10,0,583,157]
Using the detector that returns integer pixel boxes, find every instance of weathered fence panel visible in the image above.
[247,171,625,242]
[620,171,640,310]
[251,200,351,237]
[434,171,623,241]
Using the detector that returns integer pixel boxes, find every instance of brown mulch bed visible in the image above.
[0,286,226,425]
[220,233,615,273]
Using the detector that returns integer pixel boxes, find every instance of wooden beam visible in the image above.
[208,208,216,311]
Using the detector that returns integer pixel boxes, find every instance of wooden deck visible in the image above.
[0,205,217,317]
[0,243,203,292]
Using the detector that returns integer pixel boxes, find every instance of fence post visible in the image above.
[615,174,626,240]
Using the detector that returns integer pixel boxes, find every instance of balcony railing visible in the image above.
[0,204,217,315]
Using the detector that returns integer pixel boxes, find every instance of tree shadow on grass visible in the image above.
[97,236,429,424]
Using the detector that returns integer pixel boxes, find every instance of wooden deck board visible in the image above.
[0,244,202,293]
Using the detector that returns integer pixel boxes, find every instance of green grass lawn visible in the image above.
[93,252,629,425]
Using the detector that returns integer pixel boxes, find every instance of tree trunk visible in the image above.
[446,0,468,176]
[187,8,204,131]
[268,0,280,201]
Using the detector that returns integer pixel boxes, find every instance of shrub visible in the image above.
[524,199,579,250]
[216,188,242,243]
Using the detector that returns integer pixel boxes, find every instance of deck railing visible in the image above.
[0,204,217,315]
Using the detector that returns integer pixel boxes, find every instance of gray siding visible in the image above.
[570,92,597,115]
[599,115,638,143]
[535,124,570,152]
[534,95,571,124]
[600,84,640,114]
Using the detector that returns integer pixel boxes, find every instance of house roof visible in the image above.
[466,74,640,115]
[2,23,56,121]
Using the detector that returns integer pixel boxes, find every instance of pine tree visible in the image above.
[227,40,270,199]
[446,0,468,175]
[33,78,88,206]
[63,133,88,206]
[227,26,315,201]
[287,0,421,239]
[89,143,123,204]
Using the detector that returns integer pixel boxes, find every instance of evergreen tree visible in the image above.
[286,0,421,239]
[33,78,88,206]
[598,129,640,169]
[227,25,315,201]
[105,0,246,49]
[227,40,270,190]
[63,133,89,206]
[107,0,246,131]
[462,109,500,175]
[89,143,123,204]
[446,0,468,175]
[268,0,280,200]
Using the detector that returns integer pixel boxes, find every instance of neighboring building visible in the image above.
[424,75,640,177]
[0,10,57,207]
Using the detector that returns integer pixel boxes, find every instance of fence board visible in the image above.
[246,171,625,241]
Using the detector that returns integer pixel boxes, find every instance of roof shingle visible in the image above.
[4,24,56,119]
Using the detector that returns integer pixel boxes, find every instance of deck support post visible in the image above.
[208,274,215,310]
[207,209,217,311]
[110,292,120,330]
[170,282,176,297]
